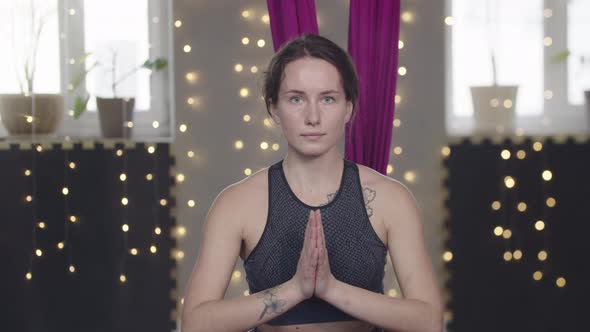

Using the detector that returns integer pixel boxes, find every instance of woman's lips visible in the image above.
[301,133,325,140]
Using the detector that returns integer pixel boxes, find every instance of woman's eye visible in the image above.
[323,96,335,103]
[289,96,303,103]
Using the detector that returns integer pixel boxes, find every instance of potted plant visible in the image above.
[70,50,168,138]
[0,1,63,136]
[470,0,518,133]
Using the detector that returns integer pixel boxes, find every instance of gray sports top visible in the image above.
[243,158,388,325]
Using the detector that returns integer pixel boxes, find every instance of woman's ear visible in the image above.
[269,101,281,124]
[344,100,353,123]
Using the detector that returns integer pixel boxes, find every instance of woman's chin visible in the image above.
[291,144,331,158]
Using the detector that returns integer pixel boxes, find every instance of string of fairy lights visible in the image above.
[23,141,170,284]
[494,145,528,261]
[118,145,130,283]
[24,95,39,281]
[537,142,559,284]
[117,143,174,284]
[388,8,413,185]
[22,115,58,277]
[382,7,417,299]
[24,105,79,280]
[490,141,564,287]
[232,8,281,181]
[61,148,76,275]
[149,144,166,259]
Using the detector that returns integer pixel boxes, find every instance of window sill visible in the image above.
[446,110,590,140]
[0,110,174,143]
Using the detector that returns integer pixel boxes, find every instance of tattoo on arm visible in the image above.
[256,285,287,320]
[363,187,376,218]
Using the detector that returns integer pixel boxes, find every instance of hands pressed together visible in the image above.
[293,209,337,301]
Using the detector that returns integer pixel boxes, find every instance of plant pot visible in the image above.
[470,85,518,133]
[96,97,134,138]
[0,94,64,136]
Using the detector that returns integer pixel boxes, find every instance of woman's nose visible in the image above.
[304,102,320,125]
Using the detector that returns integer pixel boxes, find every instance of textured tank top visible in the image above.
[243,158,388,325]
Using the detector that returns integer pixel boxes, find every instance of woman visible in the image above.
[181,34,443,332]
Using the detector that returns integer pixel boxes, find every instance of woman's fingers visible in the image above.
[316,210,325,265]
[294,210,319,300]
[317,210,324,248]
[303,210,313,257]
[318,212,323,264]
[311,212,318,248]
[303,209,322,270]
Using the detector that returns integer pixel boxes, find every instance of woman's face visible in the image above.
[270,56,353,158]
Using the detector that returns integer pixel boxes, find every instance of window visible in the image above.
[0,0,60,94]
[0,0,174,140]
[83,0,151,111]
[450,0,543,117]
[446,0,589,135]
[567,0,590,105]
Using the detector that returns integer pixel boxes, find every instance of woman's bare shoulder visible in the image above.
[216,166,270,207]
[355,162,405,189]
[355,163,415,223]
[205,167,271,240]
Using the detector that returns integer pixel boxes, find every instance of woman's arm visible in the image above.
[322,280,441,332]
[182,279,304,332]
[317,180,443,332]
[181,181,319,332]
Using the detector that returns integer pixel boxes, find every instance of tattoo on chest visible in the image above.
[323,192,337,205]
[320,187,376,219]
[256,285,287,320]
[363,187,376,218]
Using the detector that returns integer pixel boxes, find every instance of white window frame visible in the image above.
[56,0,175,142]
[445,0,588,137]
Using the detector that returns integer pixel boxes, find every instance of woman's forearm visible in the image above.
[181,279,303,332]
[323,279,443,332]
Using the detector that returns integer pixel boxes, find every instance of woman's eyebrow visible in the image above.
[319,90,341,95]
[282,89,305,95]
[282,89,341,95]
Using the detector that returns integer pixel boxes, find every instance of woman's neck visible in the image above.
[282,150,344,201]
